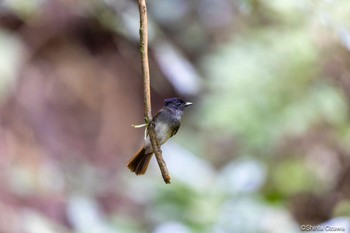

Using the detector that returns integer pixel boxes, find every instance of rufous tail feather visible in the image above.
[127,147,153,175]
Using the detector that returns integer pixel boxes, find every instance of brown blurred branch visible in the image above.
[137,0,171,184]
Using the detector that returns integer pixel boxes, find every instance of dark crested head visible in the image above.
[164,97,192,111]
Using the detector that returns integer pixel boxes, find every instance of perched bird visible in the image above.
[127,97,192,175]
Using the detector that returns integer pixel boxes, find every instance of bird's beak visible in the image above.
[185,102,193,106]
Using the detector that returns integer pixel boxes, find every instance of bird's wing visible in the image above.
[171,124,180,137]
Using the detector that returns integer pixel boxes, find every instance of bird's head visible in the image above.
[164,97,192,111]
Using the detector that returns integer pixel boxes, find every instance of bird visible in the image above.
[127,97,192,175]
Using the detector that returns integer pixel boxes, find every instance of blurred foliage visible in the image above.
[1,0,350,233]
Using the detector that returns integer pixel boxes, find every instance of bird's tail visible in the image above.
[127,147,153,175]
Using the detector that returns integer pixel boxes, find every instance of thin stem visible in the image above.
[137,0,171,184]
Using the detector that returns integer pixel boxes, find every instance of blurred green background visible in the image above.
[0,0,350,232]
